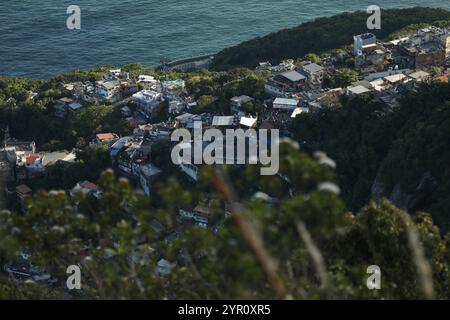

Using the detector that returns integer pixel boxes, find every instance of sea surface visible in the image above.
[0,0,448,79]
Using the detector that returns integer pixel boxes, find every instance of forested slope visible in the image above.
[213,7,450,69]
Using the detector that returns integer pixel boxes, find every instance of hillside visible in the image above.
[213,7,450,69]
[2,10,450,299]
[290,81,450,232]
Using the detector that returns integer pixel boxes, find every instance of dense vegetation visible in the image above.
[2,7,450,299]
[213,7,450,69]
[0,73,131,150]
[0,67,268,151]
[291,81,450,232]
[2,76,450,299]
[1,144,449,299]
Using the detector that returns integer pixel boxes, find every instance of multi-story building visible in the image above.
[265,70,306,97]
[132,90,164,115]
[96,80,121,100]
[300,63,324,89]
[354,33,377,56]
[391,27,449,69]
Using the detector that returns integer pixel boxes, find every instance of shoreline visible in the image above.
[1,6,450,80]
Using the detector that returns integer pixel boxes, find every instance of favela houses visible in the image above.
[1,1,450,311]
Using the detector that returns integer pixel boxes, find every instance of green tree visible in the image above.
[0,142,449,299]
[304,53,322,64]
[332,68,359,88]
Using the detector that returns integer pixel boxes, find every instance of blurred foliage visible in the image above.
[1,7,450,299]
[0,141,449,299]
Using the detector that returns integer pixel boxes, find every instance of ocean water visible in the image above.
[0,0,448,79]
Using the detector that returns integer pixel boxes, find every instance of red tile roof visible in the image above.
[96,133,115,141]
[81,181,98,190]
[16,184,32,195]
[436,75,450,83]
[26,154,40,165]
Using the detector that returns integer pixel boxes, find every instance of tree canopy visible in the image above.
[1,141,449,299]
[213,7,450,69]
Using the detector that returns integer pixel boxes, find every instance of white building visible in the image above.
[300,63,324,88]
[239,116,258,128]
[384,74,407,85]
[273,98,298,110]
[354,33,377,56]
[132,90,164,112]
[96,80,121,100]
[137,75,157,90]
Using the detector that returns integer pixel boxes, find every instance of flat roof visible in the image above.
[231,95,253,103]
[68,102,83,111]
[101,81,120,90]
[408,70,430,80]
[302,63,324,74]
[281,70,306,82]
[384,74,406,84]
[239,117,257,128]
[212,116,234,126]
[348,85,372,95]
[273,98,298,106]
